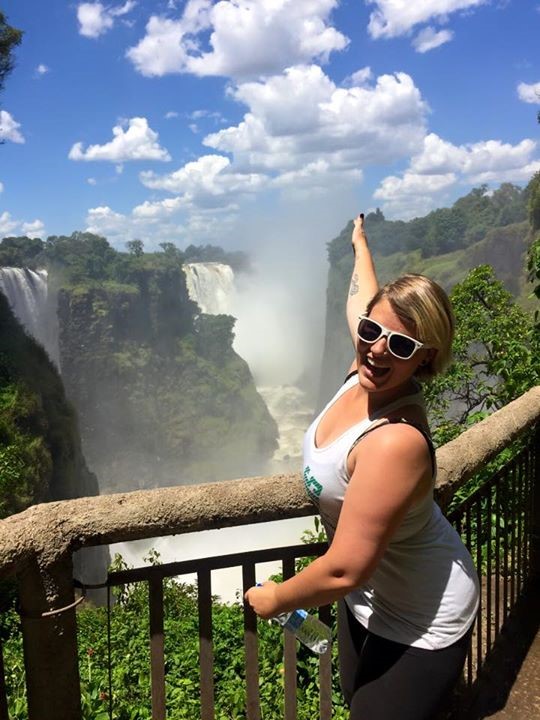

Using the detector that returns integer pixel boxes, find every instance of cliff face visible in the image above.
[57,267,278,492]
[0,292,98,518]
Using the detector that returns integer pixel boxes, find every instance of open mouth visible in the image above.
[364,356,391,378]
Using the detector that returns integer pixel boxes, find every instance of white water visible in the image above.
[183,262,236,315]
[0,267,59,365]
[112,262,317,601]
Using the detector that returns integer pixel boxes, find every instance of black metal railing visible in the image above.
[86,426,538,720]
[104,542,330,720]
[0,410,538,720]
[446,427,538,698]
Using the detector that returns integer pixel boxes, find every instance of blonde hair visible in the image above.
[366,274,454,380]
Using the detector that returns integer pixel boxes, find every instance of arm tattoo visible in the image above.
[349,273,359,296]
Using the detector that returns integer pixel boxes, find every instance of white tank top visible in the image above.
[303,374,479,650]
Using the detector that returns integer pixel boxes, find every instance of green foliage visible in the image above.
[0,236,43,267]
[194,314,236,366]
[0,11,22,96]
[126,239,144,257]
[184,244,251,273]
[527,233,540,328]
[327,184,528,263]
[425,265,539,446]
[0,549,347,719]
[43,232,117,284]
[0,292,98,515]
[527,171,540,233]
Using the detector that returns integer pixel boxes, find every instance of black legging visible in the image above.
[338,601,471,720]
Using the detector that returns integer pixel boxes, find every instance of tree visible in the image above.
[0,236,43,266]
[425,265,539,444]
[0,11,22,95]
[528,234,540,328]
[159,242,182,260]
[126,239,144,257]
[527,170,540,233]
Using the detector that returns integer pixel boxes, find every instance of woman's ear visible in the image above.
[421,348,437,367]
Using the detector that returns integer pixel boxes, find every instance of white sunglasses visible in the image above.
[357,316,426,360]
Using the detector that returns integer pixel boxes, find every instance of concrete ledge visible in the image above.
[1,386,539,578]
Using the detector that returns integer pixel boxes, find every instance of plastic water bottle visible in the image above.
[274,609,332,654]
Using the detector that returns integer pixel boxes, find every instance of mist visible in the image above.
[229,185,356,389]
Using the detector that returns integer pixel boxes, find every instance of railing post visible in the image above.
[531,426,540,583]
[18,555,82,720]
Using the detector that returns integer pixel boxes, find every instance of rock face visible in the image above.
[0,292,98,517]
[57,266,278,492]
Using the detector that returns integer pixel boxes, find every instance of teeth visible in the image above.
[366,357,387,370]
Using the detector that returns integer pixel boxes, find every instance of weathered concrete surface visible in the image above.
[19,556,82,720]
[0,472,314,579]
[488,632,540,719]
[464,581,540,720]
[435,385,540,508]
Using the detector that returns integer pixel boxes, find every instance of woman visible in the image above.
[245,214,479,719]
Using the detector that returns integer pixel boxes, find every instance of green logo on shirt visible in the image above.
[303,465,322,499]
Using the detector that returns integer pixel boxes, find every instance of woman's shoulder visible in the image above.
[347,407,434,479]
[385,403,429,430]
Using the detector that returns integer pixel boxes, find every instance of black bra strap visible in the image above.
[343,369,358,384]
[349,418,436,477]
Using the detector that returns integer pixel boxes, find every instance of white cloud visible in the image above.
[87,177,97,185]
[374,171,457,218]
[0,111,25,144]
[0,212,18,236]
[410,133,539,179]
[517,81,540,104]
[392,171,453,190]
[413,26,454,53]
[165,111,179,119]
[86,205,127,231]
[35,64,50,76]
[130,67,426,218]
[0,212,45,238]
[189,109,226,123]
[140,154,268,208]
[77,1,136,39]
[0,181,3,193]
[22,220,46,238]
[204,66,428,175]
[272,160,362,196]
[343,66,373,87]
[366,0,488,39]
[68,117,171,162]
[127,0,348,79]
[85,204,189,249]
[374,133,540,217]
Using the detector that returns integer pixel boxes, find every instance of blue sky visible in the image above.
[1,0,539,254]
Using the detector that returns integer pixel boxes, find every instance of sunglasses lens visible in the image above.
[388,334,416,359]
[358,318,382,342]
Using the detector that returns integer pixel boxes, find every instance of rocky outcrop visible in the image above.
[56,269,278,492]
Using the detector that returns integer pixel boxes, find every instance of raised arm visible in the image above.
[346,214,379,348]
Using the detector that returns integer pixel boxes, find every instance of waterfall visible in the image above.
[111,263,317,602]
[114,260,315,602]
[183,262,236,315]
[0,267,59,364]
[184,261,313,473]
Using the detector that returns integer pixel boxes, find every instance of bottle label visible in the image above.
[283,609,307,633]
